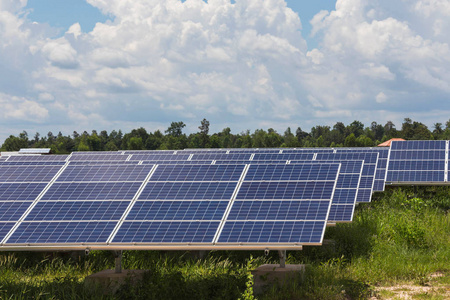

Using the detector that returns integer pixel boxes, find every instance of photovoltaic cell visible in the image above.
[0,223,15,241]
[69,154,127,161]
[112,221,219,243]
[244,164,340,181]
[390,140,446,150]
[126,201,228,221]
[252,153,314,161]
[217,221,325,244]
[149,165,245,182]
[0,202,33,221]
[227,201,330,220]
[129,154,190,161]
[0,166,61,182]
[7,155,68,162]
[0,183,47,201]
[328,205,355,222]
[236,182,335,200]
[57,165,154,182]
[190,153,252,161]
[42,182,142,200]
[25,201,130,221]
[7,222,117,244]
[139,182,237,200]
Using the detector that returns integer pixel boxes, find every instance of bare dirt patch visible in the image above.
[370,272,450,300]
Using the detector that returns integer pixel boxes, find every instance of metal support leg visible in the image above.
[114,250,123,273]
[278,250,286,268]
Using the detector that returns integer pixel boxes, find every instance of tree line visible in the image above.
[2,118,450,154]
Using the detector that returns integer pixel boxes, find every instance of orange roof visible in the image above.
[378,138,405,147]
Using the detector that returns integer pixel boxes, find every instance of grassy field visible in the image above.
[0,186,449,299]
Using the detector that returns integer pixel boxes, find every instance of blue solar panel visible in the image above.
[389,150,445,160]
[390,140,446,150]
[389,160,445,171]
[316,153,378,164]
[7,222,116,244]
[149,165,245,182]
[129,154,190,161]
[356,189,372,203]
[227,201,330,220]
[112,221,219,243]
[127,201,228,221]
[0,166,62,182]
[252,153,314,161]
[332,189,358,204]
[57,165,154,182]
[0,161,65,166]
[25,201,130,221]
[42,182,141,200]
[7,155,68,162]
[217,221,325,244]
[139,182,237,200]
[236,182,335,200]
[0,202,32,221]
[244,164,340,181]
[387,140,447,184]
[386,171,444,182]
[0,183,47,201]
[0,223,15,241]
[328,205,354,222]
[190,153,252,161]
[69,154,128,161]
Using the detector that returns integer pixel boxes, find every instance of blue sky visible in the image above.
[1,0,449,142]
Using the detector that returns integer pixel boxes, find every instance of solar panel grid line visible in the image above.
[211,164,250,244]
[445,141,449,182]
[65,153,72,162]
[105,164,159,244]
[1,161,69,245]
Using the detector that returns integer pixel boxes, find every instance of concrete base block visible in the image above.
[85,269,146,294]
[251,264,306,294]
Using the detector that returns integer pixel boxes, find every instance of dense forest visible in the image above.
[2,118,450,153]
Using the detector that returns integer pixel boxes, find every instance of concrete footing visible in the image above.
[251,264,306,294]
[85,269,146,294]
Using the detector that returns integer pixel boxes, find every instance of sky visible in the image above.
[1,0,450,142]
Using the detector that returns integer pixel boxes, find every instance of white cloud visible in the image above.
[0,93,48,122]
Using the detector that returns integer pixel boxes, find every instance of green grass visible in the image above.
[0,186,449,299]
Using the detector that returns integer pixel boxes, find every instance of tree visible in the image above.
[166,121,186,137]
[198,118,210,148]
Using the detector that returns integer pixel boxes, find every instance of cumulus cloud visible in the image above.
[0,93,49,122]
[1,0,450,141]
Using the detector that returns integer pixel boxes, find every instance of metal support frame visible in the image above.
[278,250,286,268]
[114,250,123,273]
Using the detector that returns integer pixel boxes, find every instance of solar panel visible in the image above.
[18,148,51,154]
[0,166,62,182]
[25,201,130,221]
[190,153,252,161]
[56,165,154,182]
[332,149,387,191]
[0,161,66,166]
[387,140,448,184]
[69,154,128,161]
[129,154,190,161]
[7,155,68,162]
[0,183,48,201]
[42,182,142,200]
[7,222,117,244]
[0,202,33,221]
[0,151,375,250]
